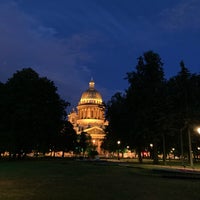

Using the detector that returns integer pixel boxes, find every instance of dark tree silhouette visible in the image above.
[126,51,165,163]
[78,131,91,156]
[57,120,77,157]
[3,68,67,157]
[167,61,200,162]
[102,92,129,153]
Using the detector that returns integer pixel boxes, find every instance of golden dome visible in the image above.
[79,79,103,105]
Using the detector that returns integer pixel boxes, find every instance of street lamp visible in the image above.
[188,126,200,167]
[149,143,153,159]
[171,148,175,159]
[117,140,121,160]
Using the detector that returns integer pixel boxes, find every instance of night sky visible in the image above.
[1,0,200,108]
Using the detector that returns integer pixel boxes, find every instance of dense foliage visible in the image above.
[0,68,71,157]
[103,51,200,163]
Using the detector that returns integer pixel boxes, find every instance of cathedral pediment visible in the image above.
[84,126,105,136]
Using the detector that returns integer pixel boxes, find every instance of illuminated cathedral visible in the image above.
[68,79,108,153]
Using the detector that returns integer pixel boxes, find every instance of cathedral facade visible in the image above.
[68,79,108,153]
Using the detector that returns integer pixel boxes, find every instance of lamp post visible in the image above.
[188,126,200,167]
[180,128,184,166]
[171,148,175,159]
[149,143,153,159]
[117,140,121,160]
[188,126,193,167]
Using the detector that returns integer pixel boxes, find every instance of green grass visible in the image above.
[0,158,200,200]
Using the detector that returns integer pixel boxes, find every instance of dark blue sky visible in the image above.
[0,0,200,107]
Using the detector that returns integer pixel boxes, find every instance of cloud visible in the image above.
[0,1,102,104]
[4,0,199,106]
[159,0,200,31]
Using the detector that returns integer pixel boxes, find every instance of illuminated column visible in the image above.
[96,109,98,119]
[99,110,102,119]
[85,108,87,118]
[94,108,96,118]
[80,109,82,119]
[88,108,90,118]
[95,109,97,119]
[86,108,89,118]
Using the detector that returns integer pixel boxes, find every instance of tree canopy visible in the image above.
[103,51,200,164]
[0,68,68,157]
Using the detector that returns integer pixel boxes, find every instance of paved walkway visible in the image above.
[104,158,200,175]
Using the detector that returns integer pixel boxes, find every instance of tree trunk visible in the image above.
[62,150,65,158]
[153,143,159,164]
[162,134,166,165]
[137,147,143,163]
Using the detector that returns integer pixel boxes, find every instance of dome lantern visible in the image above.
[89,78,95,89]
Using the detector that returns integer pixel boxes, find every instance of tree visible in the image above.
[126,51,166,163]
[4,68,67,157]
[78,131,91,156]
[0,82,9,156]
[102,92,129,153]
[167,61,200,162]
[57,120,77,157]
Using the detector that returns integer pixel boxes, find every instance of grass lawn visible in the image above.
[0,158,200,200]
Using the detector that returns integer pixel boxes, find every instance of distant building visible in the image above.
[68,79,108,153]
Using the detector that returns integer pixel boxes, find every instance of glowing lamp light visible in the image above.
[197,127,200,134]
